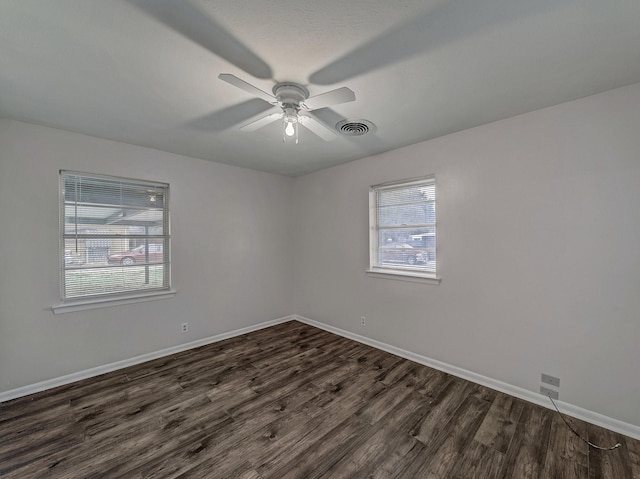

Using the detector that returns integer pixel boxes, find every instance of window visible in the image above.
[369,176,437,280]
[60,171,170,302]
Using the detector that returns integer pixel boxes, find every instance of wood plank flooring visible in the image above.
[1,320,639,478]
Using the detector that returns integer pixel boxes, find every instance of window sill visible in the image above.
[366,269,441,285]
[52,289,177,314]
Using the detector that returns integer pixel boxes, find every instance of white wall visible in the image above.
[2,82,640,430]
[292,83,640,427]
[0,119,293,393]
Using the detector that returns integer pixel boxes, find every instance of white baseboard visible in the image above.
[3,313,638,441]
[0,315,294,403]
[293,315,640,441]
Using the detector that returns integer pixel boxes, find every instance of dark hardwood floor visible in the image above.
[1,321,639,478]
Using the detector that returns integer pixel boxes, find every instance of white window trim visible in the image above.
[52,289,177,314]
[56,171,173,311]
[365,268,441,284]
[368,175,439,283]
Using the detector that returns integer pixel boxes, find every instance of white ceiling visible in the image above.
[1,0,639,176]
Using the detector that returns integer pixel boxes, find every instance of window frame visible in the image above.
[367,176,440,284]
[53,171,174,313]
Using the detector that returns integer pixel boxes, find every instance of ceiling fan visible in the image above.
[218,73,356,143]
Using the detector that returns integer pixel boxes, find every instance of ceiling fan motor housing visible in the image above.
[273,83,309,109]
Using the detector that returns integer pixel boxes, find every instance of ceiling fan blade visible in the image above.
[309,0,567,85]
[219,74,276,104]
[187,99,276,132]
[302,87,356,111]
[128,0,272,79]
[240,113,282,132]
[299,115,337,141]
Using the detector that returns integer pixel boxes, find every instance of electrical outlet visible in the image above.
[181,322,188,333]
[541,373,560,388]
[360,316,366,326]
[540,386,559,400]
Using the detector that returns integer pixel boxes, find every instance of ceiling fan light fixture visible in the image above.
[283,107,299,143]
[284,121,296,137]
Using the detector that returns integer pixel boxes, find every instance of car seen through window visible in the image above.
[107,244,164,265]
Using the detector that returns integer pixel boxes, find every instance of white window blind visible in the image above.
[60,171,170,300]
[370,177,436,277]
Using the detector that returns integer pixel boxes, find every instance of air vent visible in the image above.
[335,119,376,136]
